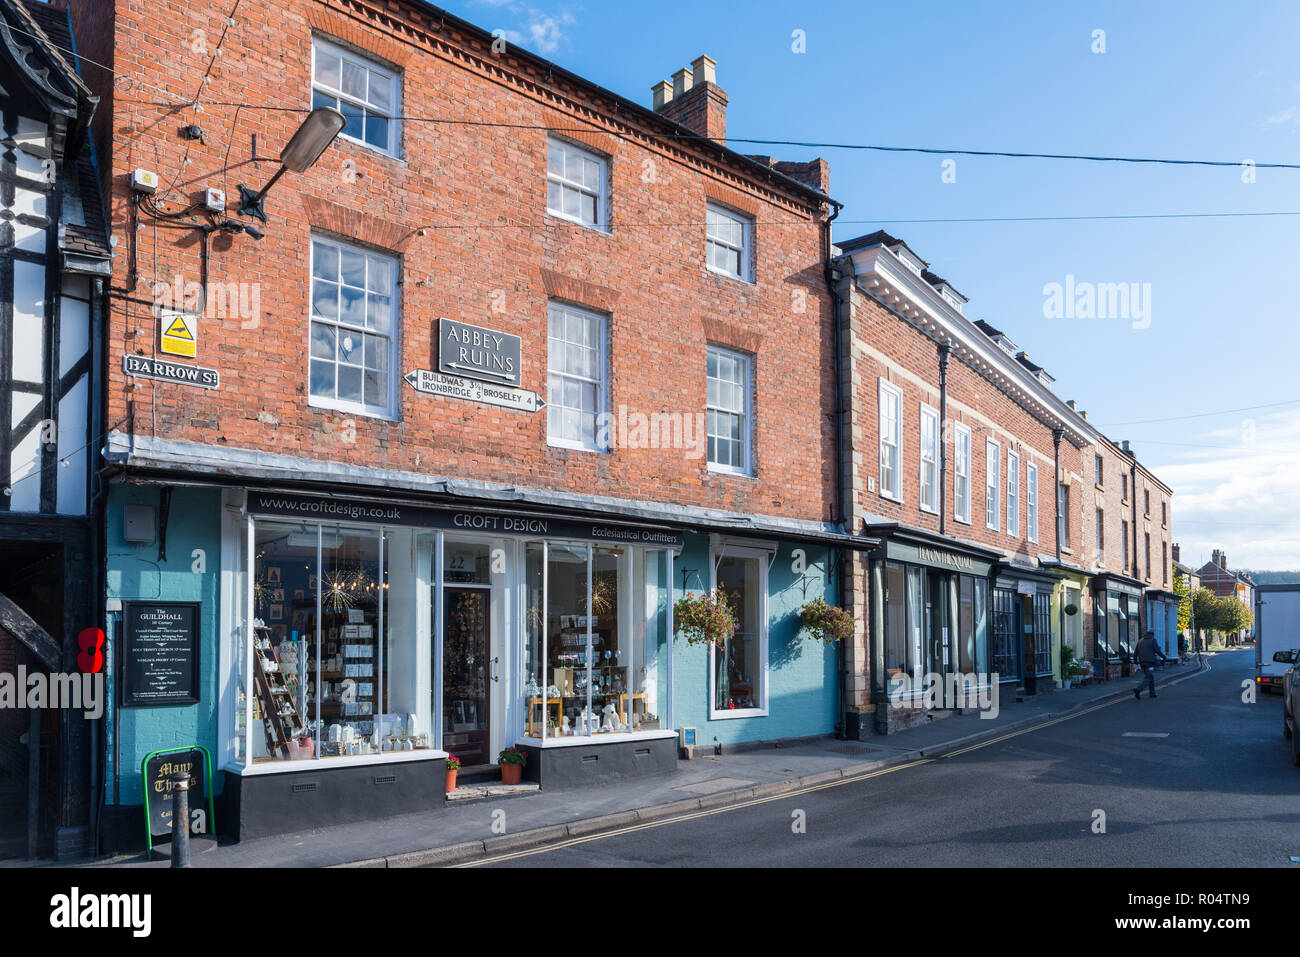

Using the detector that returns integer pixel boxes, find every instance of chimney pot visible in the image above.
[672,67,694,99]
[652,80,673,110]
[691,54,717,85]
[1066,399,1077,410]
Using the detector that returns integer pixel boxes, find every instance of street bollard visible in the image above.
[169,771,191,868]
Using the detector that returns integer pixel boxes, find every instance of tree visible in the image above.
[1172,572,1192,633]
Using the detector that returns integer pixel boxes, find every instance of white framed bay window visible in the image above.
[709,542,770,718]
[706,345,752,475]
[879,379,903,501]
[547,300,607,452]
[954,422,972,524]
[985,438,1000,530]
[919,405,939,513]
[309,236,398,418]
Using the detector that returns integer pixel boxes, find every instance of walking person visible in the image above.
[1132,630,1169,699]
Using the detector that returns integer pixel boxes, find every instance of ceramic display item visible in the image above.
[561,715,571,735]
[601,702,618,731]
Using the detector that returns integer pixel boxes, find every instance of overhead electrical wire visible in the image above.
[9,17,1300,178]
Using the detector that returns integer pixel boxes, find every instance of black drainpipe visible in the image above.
[1052,428,1064,563]
[822,197,846,738]
[938,344,951,536]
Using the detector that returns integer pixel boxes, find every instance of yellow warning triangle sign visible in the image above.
[164,316,194,340]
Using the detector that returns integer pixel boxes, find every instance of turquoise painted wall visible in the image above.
[671,533,840,747]
[105,485,223,805]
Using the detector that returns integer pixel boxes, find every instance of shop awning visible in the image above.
[105,433,879,553]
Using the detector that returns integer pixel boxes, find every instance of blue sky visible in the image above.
[455,0,1300,569]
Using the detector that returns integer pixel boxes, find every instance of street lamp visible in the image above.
[238,107,346,222]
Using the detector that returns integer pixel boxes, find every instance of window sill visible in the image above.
[953,515,972,526]
[335,130,401,163]
[707,463,755,479]
[879,491,903,504]
[545,211,612,236]
[704,265,756,286]
[548,438,609,455]
[919,504,940,516]
[518,730,678,749]
[308,396,398,422]
[229,749,446,775]
[708,707,769,721]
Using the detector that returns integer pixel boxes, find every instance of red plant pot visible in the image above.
[500,763,522,785]
[445,769,458,793]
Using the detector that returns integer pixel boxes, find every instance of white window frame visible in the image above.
[879,379,903,502]
[918,405,939,514]
[546,137,609,232]
[706,345,753,476]
[546,300,608,452]
[1026,463,1038,543]
[1096,507,1105,563]
[307,235,400,419]
[1122,520,1129,564]
[311,37,401,158]
[705,202,753,282]
[1006,450,1020,538]
[1057,483,1070,549]
[708,541,770,720]
[953,422,972,524]
[985,438,1000,530]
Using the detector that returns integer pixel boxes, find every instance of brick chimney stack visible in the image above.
[1220,551,1228,569]
[1171,543,1180,563]
[652,55,728,144]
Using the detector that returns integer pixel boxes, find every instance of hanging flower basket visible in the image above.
[799,597,855,643]
[674,590,737,647]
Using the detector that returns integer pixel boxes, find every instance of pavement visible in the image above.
[473,647,1293,868]
[67,654,1210,868]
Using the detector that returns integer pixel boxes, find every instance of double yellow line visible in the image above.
[455,664,1208,867]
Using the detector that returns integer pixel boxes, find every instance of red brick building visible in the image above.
[829,232,1177,732]
[65,0,862,843]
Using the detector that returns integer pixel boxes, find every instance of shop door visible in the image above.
[441,588,492,767]
[1019,594,1037,693]
[926,571,950,674]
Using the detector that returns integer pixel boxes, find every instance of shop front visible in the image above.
[864,525,1000,733]
[1042,560,1092,686]
[221,490,683,829]
[1091,573,1144,679]
[991,563,1062,695]
[1145,590,1181,658]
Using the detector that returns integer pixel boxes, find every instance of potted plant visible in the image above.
[498,746,527,785]
[1060,644,1077,688]
[799,597,855,643]
[445,755,461,793]
[673,590,737,647]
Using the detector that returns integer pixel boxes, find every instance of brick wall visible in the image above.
[850,290,1081,557]
[78,0,836,525]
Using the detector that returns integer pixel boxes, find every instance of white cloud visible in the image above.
[1150,407,1300,569]
[1264,105,1300,125]
[474,2,575,56]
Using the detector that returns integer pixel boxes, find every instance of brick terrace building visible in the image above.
[66,0,860,845]
[832,231,1177,733]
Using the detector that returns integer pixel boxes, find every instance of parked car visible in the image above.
[1279,649,1300,767]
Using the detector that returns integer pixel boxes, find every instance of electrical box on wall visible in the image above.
[204,187,225,212]
[867,476,876,492]
[131,168,158,193]
[124,504,156,543]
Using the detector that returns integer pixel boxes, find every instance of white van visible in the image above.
[1255,585,1300,693]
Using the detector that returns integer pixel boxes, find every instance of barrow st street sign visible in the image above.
[123,354,220,389]
[404,369,544,413]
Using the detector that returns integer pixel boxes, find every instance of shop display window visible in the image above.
[712,550,765,715]
[524,540,668,739]
[244,519,430,764]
